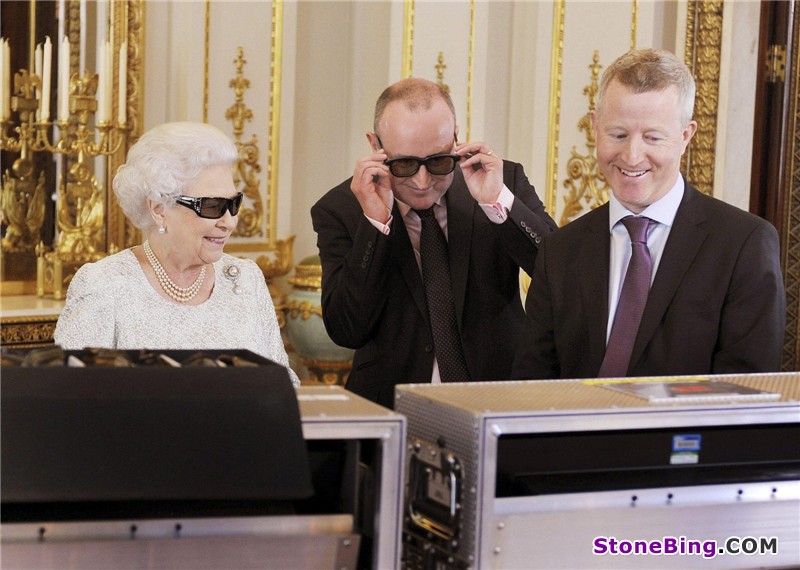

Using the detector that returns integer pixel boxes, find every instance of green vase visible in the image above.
[284,255,354,385]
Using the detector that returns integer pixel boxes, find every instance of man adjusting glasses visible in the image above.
[311,77,558,409]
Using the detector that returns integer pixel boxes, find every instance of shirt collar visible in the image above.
[608,175,684,231]
[397,196,446,219]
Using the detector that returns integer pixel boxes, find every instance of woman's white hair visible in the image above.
[113,122,238,230]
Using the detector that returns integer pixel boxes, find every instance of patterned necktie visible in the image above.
[598,216,653,378]
[414,207,470,382]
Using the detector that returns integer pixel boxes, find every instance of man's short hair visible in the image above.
[373,78,457,136]
[597,48,696,126]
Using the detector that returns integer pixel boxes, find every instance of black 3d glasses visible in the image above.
[175,192,244,219]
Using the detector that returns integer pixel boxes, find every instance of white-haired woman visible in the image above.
[54,122,300,386]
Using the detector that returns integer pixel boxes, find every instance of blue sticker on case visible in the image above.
[673,434,702,452]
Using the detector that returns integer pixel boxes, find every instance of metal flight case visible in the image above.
[395,373,800,569]
[1,349,406,570]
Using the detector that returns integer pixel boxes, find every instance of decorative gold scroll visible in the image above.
[434,52,449,93]
[559,51,610,226]
[226,47,265,238]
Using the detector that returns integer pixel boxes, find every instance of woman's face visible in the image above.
[161,164,238,267]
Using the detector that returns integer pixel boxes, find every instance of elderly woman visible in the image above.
[54,122,300,386]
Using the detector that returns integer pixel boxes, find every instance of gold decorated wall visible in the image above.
[3,0,797,371]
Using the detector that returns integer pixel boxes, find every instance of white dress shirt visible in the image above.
[606,176,684,342]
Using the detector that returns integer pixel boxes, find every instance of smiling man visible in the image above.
[512,48,786,380]
[312,78,556,407]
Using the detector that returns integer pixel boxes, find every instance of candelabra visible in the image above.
[1,65,127,299]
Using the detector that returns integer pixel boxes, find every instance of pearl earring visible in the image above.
[158,225,166,235]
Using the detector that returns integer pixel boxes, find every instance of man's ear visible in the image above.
[366,132,381,152]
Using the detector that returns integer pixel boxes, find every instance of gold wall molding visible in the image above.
[402,0,414,78]
[545,0,565,218]
[267,0,283,247]
[682,0,724,196]
[781,11,800,370]
[203,0,211,124]
[227,47,265,239]
[548,1,639,219]
[201,1,285,251]
[466,0,475,141]
[559,51,610,227]
[111,0,144,250]
[402,0,475,139]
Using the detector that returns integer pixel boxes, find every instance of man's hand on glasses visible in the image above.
[456,141,504,205]
[351,149,393,224]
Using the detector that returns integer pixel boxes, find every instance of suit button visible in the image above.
[424,344,433,353]
[361,262,367,268]
[363,254,370,261]
[521,221,528,229]
[367,241,373,248]
[534,235,542,244]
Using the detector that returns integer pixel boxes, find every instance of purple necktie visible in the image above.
[598,216,653,377]
[414,207,470,382]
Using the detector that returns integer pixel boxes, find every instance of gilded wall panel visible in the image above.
[404,1,475,140]
[549,1,637,223]
[782,10,800,371]
[681,0,723,196]
[204,0,277,250]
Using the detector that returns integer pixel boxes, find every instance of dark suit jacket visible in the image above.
[512,181,786,379]
[312,161,557,407]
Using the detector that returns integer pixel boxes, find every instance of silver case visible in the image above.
[3,386,406,570]
[396,373,800,569]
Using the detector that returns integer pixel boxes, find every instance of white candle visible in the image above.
[2,39,10,121]
[96,43,106,122]
[42,36,52,121]
[34,43,42,120]
[105,40,112,123]
[117,41,126,124]
[58,36,70,121]
[0,39,6,121]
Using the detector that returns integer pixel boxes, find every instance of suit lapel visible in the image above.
[630,184,707,367]
[445,170,473,327]
[582,206,613,366]
[389,202,429,320]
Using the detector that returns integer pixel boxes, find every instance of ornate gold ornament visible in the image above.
[682,0,724,196]
[302,358,352,386]
[226,47,265,239]
[283,299,323,321]
[434,52,449,94]
[559,51,610,226]
[0,314,58,347]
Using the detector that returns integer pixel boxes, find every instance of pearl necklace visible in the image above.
[143,240,206,303]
